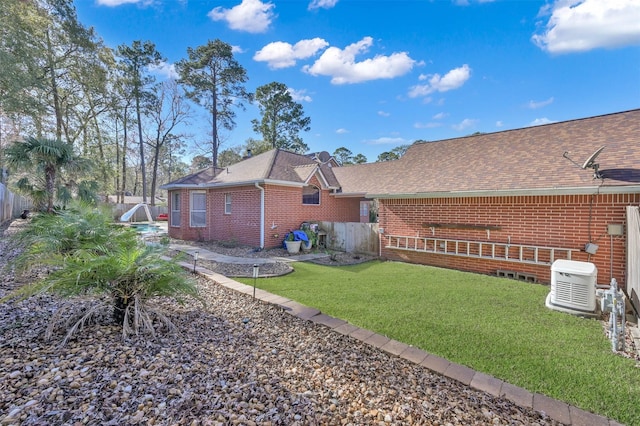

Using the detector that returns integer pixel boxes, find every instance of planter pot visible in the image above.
[285,240,302,254]
[301,240,313,251]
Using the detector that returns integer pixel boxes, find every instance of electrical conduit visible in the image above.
[255,182,265,249]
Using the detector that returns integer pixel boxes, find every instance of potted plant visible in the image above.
[302,228,317,251]
[284,232,301,254]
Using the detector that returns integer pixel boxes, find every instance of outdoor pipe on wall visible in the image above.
[255,182,265,249]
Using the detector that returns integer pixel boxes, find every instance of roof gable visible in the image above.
[161,148,325,189]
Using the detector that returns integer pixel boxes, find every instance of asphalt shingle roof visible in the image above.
[163,110,639,197]
[334,109,640,197]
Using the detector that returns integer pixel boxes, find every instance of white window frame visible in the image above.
[224,193,232,215]
[190,190,206,227]
[360,201,369,218]
[302,185,320,205]
[170,192,181,227]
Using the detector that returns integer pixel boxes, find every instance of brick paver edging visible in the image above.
[182,261,621,426]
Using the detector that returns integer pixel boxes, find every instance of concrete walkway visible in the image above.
[170,244,330,265]
[170,248,621,426]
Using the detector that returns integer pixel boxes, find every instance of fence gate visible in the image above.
[627,206,640,319]
[318,221,379,255]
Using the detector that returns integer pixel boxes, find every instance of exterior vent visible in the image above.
[546,259,597,316]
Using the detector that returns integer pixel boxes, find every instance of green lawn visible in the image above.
[238,260,640,425]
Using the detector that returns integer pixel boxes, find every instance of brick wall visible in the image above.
[263,179,362,248]
[168,180,362,248]
[379,193,640,288]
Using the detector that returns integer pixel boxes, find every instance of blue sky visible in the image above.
[75,0,640,163]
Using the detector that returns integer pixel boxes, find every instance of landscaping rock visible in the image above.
[0,220,562,425]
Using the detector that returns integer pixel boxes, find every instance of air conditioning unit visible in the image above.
[546,259,597,316]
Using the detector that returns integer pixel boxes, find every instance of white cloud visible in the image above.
[336,128,349,134]
[308,0,338,10]
[414,122,442,129]
[97,0,152,5]
[378,111,390,117]
[432,112,448,120]
[254,38,328,69]
[532,0,640,53]
[364,137,408,145]
[208,0,276,34]
[408,64,471,98]
[147,61,178,80]
[288,88,312,102]
[453,0,495,5]
[529,117,555,126]
[528,97,554,109]
[452,118,478,131]
[496,120,504,127]
[302,37,416,84]
[232,45,245,54]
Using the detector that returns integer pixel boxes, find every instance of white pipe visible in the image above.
[255,182,265,249]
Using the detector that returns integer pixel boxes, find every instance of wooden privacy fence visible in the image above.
[317,221,379,255]
[0,183,31,223]
[627,206,640,319]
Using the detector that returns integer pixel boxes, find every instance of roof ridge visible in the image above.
[411,108,640,146]
[263,149,279,179]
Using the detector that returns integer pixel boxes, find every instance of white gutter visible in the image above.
[161,179,305,191]
[366,185,640,200]
[255,182,265,249]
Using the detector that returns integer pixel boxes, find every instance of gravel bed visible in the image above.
[166,238,377,278]
[0,220,563,425]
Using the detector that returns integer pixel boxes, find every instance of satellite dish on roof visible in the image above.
[582,145,605,170]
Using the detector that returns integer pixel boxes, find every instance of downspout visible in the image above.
[255,182,265,249]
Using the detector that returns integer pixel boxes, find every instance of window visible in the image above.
[224,193,231,214]
[170,192,181,227]
[190,191,206,227]
[302,185,320,205]
[360,201,369,217]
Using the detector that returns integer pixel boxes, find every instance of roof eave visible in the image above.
[366,184,640,199]
[161,179,305,190]
[332,191,367,198]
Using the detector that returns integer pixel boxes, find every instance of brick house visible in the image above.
[160,149,365,249]
[332,109,640,289]
[162,109,639,289]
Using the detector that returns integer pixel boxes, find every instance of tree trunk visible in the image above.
[115,116,120,203]
[211,83,218,167]
[45,30,64,141]
[45,164,56,213]
[150,142,161,206]
[121,106,128,204]
[113,294,130,325]
[136,96,147,204]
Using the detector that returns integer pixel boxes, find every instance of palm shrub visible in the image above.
[10,203,135,273]
[5,137,95,212]
[4,203,200,341]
